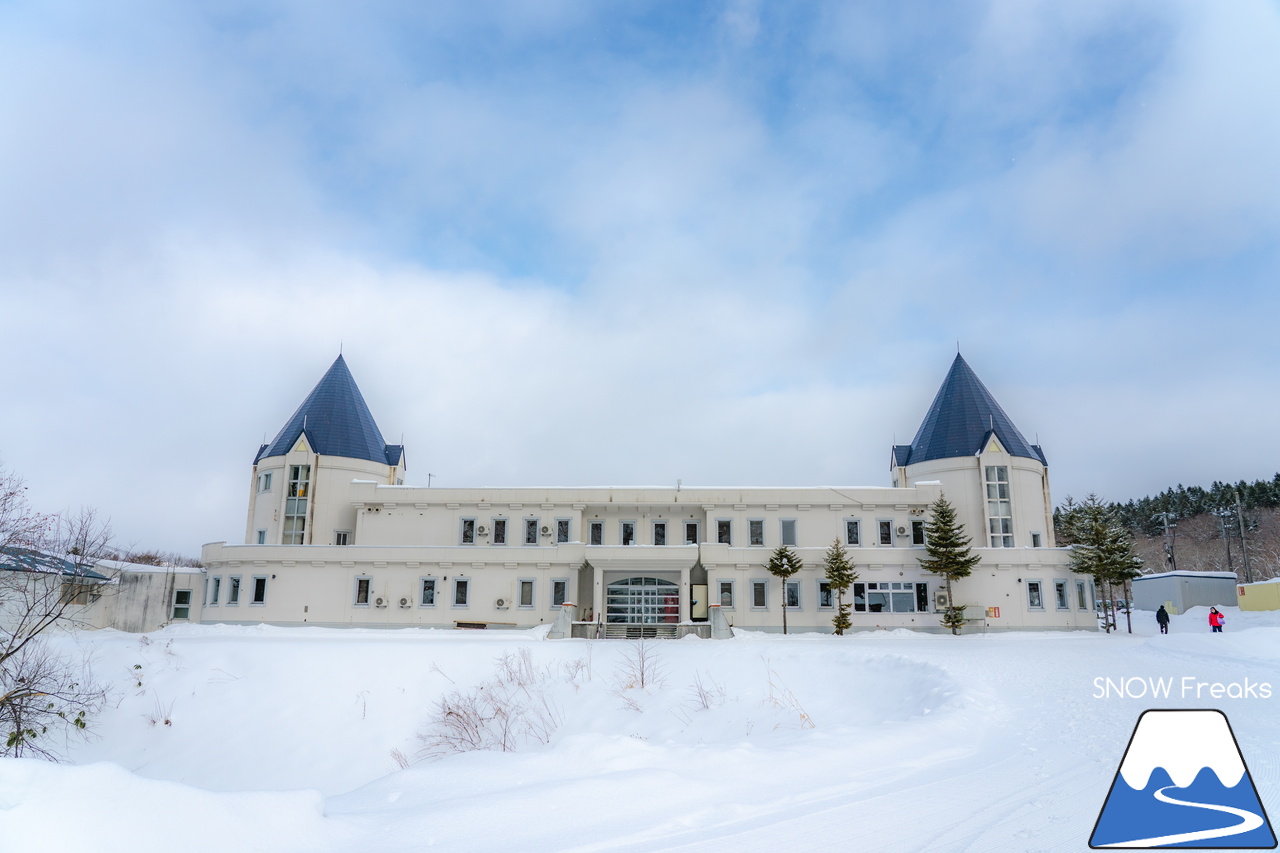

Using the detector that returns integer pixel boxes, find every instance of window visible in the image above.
[1026,580,1044,610]
[985,466,1014,548]
[911,520,925,546]
[519,579,535,608]
[454,578,470,607]
[256,529,266,544]
[845,519,861,546]
[420,578,437,607]
[257,471,272,493]
[461,518,476,545]
[492,518,507,545]
[171,589,191,620]
[589,521,603,545]
[556,518,571,544]
[354,577,371,606]
[1054,580,1069,610]
[334,530,350,546]
[751,580,768,609]
[524,518,539,545]
[749,519,764,547]
[1075,580,1088,611]
[878,520,893,545]
[780,519,797,547]
[551,579,568,607]
[227,576,241,606]
[283,465,310,544]
[818,581,833,609]
[852,582,928,613]
[718,580,734,609]
[652,521,667,546]
[717,519,732,545]
[60,580,98,606]
[785,581,800,609]
[251,576,267,605]
[621,521,636,546]
[208,575,221,606]
[1031,532,1043,548]
[684,521,699,545]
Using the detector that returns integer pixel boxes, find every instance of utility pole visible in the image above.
[1236,493,1253,584]
[1153,512,1177,573]
[1217,511,1235,575]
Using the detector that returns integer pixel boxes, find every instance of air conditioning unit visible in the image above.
[375,596,387,608]
[896,525,908,535]
[399,597,410,608]
[935,590,950,610]
[495,597,509,610]
[541,525,551,535]
[477,525,489,536]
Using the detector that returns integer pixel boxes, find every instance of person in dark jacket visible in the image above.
[1156,605,1170,634]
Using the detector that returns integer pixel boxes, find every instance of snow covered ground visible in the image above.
[2,607,1278,852]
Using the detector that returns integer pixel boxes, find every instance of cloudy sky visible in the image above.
[2,1,1278,557]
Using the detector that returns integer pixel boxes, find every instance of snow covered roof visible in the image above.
[255,354,403,468]
[0,546,110,580]
[1132,571,1239,582]
[894,354,1046,467]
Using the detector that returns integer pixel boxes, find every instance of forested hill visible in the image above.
[1054,474,1280,581]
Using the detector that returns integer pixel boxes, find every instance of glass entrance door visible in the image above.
[606,577,679,624]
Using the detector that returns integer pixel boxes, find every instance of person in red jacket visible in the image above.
[1209,607,1224,633]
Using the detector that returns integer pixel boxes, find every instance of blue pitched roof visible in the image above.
[256,355,402,467]
[896,354,1046,466]
[0,546,110,580]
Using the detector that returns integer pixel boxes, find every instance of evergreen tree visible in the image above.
[766,545,803,635]
[917,493,980,635]
[1065,495,1144,634]
[821,538,857,635]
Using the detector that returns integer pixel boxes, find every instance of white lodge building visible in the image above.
[198,354,1098,634]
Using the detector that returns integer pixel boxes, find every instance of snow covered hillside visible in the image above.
[2,608,1278,852]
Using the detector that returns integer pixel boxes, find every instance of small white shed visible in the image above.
[1130,570,1238,614]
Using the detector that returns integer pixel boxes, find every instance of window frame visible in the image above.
[1075,580,1088,611]
[785,580,801,609]
[984,465,1014,548]
[878,519,894,546]
[460,517,476,545]
[652,520,667,546]
[257,471,273,493]
[748,518,765,547]
[550,578,569,608]
[620,520,636,546]
[256,529,267,545]
[208,575,221,607]
[750,579,768,610]
[227,575,241,606]
[717,519,732,546]
[518,578,535,609]
[818,580,834,610]
[844,518,861,546]
[555,518,571,544]
[491,517,508,545]
[334,530,351,546]
[684,520,699,545]
[780,519,797,547]
[589,520,604,546]
[250,575,268,606]
[171,589,192,620]
[1054,579,1070,611]
[1026,579,1044,610]
[420,577,438,607]
[524,518,539,546]
[354,576,372,607]
[453,577,470,608]
[718,579,735,610]
[911,520,926,546]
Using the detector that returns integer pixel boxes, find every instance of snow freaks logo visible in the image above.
[1090,710,1277,849]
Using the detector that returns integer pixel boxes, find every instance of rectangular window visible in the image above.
[589,521,603,545]
[878,520,893,545]
[334,530,350,546]
[1026,580,1044,610]
[911,520,926,546]
[853,582,926,613]
[985,465,1014,548]
[719,580,734,609]
[785,580,800,609]
[454,578,470,607]
[684,521,699,545]
[1075,580,1088,611]
[845,519,861,546]
[780,519,797,547]
[227,576,241,606]
[208,575,221,606]
[818,581,833,609]
[717,519,732,545]
[257,471,272,493]
[524,518,539,546]
[749,519,764,547]
[256,529,266,544]
[751,580,767,609]
[251,576,267,605]
[1031,532,1043,548]
[518,579,534,608]
[492,518,507,545]
[551,579,568,607]
[621,521,636,546]
[1054,580,1069,610]
[421,578,437,607]
[283,465,311,545]
[556,518,571,543]
[461,518,476,545]
[853,582,867,612]
[354,577,371,606]
[171,589,191,620]
[652,521,667,546]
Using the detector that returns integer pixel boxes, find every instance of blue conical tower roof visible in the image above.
[893,354,1045,466]
[256,355,401,466]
